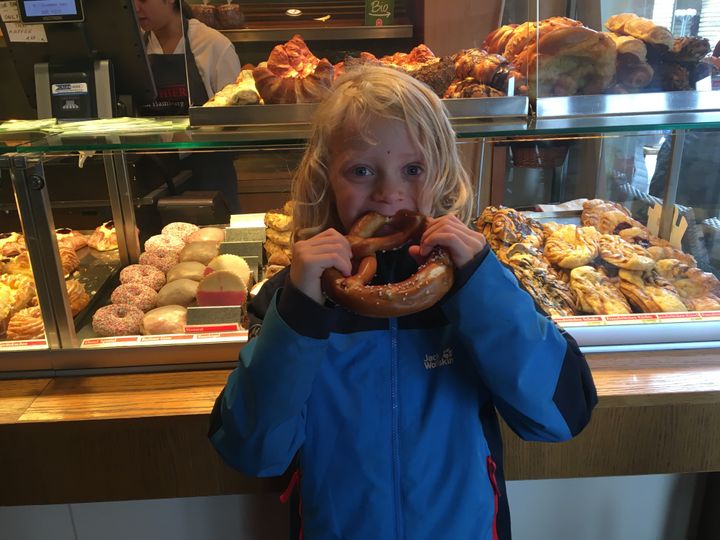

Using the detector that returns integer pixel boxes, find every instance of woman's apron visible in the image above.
[140,18,239,213]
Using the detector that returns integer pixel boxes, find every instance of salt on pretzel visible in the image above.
[321,210,454,317]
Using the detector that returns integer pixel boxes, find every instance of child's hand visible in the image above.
[408,215,487,269]
[290,229,353,305]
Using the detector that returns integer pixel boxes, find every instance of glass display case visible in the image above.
[1,0,720,374]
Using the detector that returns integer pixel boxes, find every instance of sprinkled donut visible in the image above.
[144,234,185,255]
[119,264,166,291]
[92,304,144,337]
[161,222,199,242]
[139,249,178,273]
[111,283,158,312]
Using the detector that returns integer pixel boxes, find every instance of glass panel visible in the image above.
[516,0,720,103]
[52,145,302,355]
[0,167,49,352]
[482,129,719,348]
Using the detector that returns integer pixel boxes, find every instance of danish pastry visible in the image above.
[597,234,655,271]
[88,221,118,251]
[618,269,687,313]
[56,228,88,251]
[0,273,35,313]
[66,278,90,315]
[570,266,631,315]
[544,224,600,269]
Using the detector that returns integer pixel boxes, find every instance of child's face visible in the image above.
[327,116,430,232]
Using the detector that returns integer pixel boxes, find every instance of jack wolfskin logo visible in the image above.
[424,348,454,369]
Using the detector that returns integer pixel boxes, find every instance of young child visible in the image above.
[209,65,597,540]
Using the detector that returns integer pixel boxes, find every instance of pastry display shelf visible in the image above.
[221,24,414,43]
[188,95,529,127]
[10,91,720,154]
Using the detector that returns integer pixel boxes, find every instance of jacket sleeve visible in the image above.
[441,246,598,442]
[209,279,336,476]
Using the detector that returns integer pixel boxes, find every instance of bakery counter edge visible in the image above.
[1,348,720,505]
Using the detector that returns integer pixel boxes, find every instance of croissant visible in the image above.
[252,35,334,104]
[605,13,674,48]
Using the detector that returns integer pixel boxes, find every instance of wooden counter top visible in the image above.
[1,348,719,505]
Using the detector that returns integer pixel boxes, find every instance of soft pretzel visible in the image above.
[322,211,453,318]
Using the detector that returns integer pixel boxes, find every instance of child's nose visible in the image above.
[371,176,404,203]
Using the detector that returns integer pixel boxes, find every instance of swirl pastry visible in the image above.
[503,243,576,317]
[544,224,600,269]
[7,306,44,340]
[491,207,544,248]
[570,266,631,315]
[618,269,687,313]
[580,199,642,234]
[597,234,655,271]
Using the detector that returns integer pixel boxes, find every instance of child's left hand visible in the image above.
[408,215,487,269]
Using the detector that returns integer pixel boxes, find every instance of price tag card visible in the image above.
[0,339,48,350]
[184,323,240,334]
[604,313,659,325]
[82,336,140,348]
[0,0,20,22]
[4,21,47,42]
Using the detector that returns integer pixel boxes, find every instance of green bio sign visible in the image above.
[365,0,394,26]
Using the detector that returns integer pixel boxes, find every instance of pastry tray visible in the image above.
[188,96,529,127]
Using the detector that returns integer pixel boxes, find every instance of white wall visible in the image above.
[0,474,699,540]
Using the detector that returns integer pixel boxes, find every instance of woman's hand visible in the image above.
[290,229,353,305]
[408,215,487,269]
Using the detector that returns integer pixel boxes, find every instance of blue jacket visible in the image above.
[210,245,597,540]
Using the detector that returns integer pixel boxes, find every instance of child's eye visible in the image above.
[351,166,373,177]
[405,164,424,176]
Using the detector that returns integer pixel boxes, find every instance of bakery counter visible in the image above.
[2,348,720,505]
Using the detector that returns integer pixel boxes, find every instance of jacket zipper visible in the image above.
[487,456,500,540]
[391,318,403,540]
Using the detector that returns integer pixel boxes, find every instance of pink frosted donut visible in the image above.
[111,283,158,312]
[92,304,144,336]
[161,222,199,242]
[119,264,166,291]
[144,234,185,254]
[139,249,178,273]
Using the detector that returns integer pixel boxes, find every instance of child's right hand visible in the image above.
[289,229,353,305]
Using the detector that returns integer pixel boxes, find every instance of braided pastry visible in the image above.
[503,243,576,317]
[570,266,631,315]
[544,224,600,269]
[597,234,655,271]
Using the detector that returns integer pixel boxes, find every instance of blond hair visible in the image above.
[291,65,473,240]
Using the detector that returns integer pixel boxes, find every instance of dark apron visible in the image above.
[140,17,208,116]
[140,18,240,213]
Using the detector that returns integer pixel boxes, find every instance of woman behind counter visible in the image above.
[134,0,242,213]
